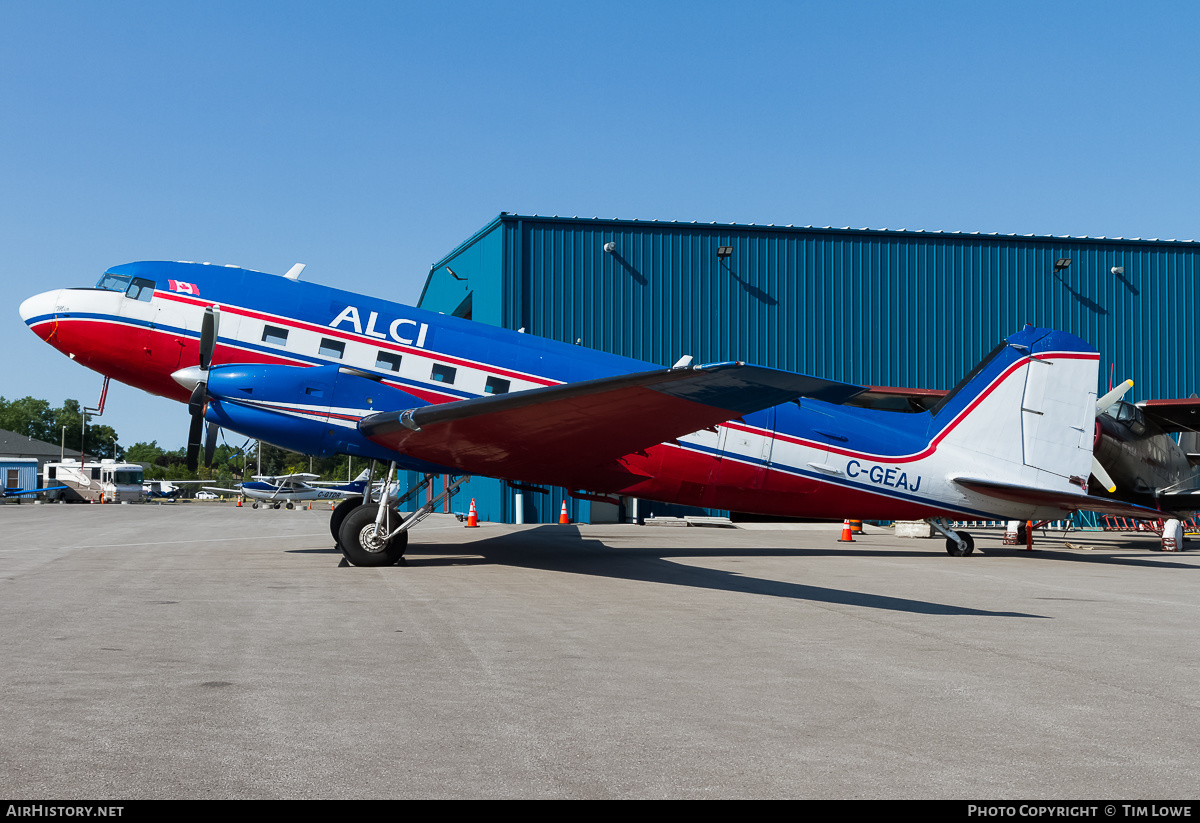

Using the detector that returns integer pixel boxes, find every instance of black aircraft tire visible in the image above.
[945,531,974,556]
[338,505,408,567]
[329,497,363,543]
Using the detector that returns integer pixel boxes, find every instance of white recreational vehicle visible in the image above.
[42,459,145,503]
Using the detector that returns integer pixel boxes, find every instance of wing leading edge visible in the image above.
[359,362,865,486]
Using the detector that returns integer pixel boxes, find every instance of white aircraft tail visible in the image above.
[933,326,1099,493]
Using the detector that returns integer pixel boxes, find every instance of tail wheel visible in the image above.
[945,531,975,556]
[338,505,408,567]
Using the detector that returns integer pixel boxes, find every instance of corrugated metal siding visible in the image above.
[421,215,1200,522]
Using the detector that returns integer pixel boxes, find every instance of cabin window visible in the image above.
[319,338,345,359]
[125,277,155,302]
[485,377,510,395]
[431,364,457,384]
[90,468,100,480]
[95,273,132,292]
[262,325,289,346]
[6,470,17,490]
[47,467,56,479]
[376,351,402,372]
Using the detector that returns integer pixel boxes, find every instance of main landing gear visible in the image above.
[334,463,468,567]
[927,519,975,556]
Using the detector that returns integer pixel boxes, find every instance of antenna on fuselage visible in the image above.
[284,263,306,281]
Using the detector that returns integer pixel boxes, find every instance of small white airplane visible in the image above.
[205,469,373,509]
[144,479,211,500]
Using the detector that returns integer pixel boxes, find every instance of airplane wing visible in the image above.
[201,487,243,495]
[849,385,948,413]
[3,484,69,498]
[360,362,865,487]
[952,477,1171,519]
[1137,398,1200,433]
[252,473,320,483]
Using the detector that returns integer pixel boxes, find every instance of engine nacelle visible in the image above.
[202,363,441,466]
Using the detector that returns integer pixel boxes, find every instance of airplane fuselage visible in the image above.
[20,261,1099,523]
[1093,403,1196,508]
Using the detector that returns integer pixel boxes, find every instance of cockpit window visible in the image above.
[125,278,155,302]
[95,273,132,292]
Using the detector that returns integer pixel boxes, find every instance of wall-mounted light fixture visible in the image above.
[603,242,616,254]
[716,246,733,259]
[446,267,466,281]
[1053,258,1072,272]
[1111,266,1124,276]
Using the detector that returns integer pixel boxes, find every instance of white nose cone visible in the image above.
[172,365,205,389]
[18,289,62,324]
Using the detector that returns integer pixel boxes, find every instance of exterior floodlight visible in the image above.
[1054,258,1072,272]
[716,246,733,259]
[446,267,465,281]
[1111,266,1124,275]
[603,242,616,254]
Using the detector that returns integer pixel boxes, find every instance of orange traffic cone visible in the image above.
[236,498,242,507]
[838,519,855,543]
[466,498,479,528]
[849,519,863,534]
[559,500,570,524]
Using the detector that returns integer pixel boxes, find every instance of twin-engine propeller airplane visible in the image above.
[204,469,374,509]
[19,260,1157,566]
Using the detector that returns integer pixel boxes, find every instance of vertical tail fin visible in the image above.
[934,326,1099,493]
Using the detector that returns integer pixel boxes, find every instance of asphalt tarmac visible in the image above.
[1,503,1197,799]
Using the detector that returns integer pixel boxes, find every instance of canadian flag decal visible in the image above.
[168,280,199,296]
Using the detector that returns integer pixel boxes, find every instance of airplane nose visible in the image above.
[18,289,62,325]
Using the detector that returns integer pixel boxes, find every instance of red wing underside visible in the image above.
[359,363,865,489]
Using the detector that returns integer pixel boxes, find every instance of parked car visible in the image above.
[195,491,218,500]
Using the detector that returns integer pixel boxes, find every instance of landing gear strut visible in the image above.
[928,519,974,556]
[335,462,469,567]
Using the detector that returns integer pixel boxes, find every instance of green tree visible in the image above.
[0,396,57,442]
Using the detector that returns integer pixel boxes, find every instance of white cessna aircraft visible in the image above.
[206,469,373,509]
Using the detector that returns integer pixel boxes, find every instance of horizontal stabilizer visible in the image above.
[952,476,1166,519]
[360,362,865,486]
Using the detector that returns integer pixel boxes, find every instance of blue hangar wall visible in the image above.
[414,213,1200,524]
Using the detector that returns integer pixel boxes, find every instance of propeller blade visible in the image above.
[188,381,207,416]
[186,413,204,472]
[199,306,220,370]
[1091,455,1117,493]
[204,422,220,468]
[1097,379,1134,416]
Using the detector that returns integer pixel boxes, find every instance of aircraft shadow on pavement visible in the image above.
[385,526,1050,618]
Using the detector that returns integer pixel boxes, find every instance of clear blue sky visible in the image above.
[3,1,1198,451]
